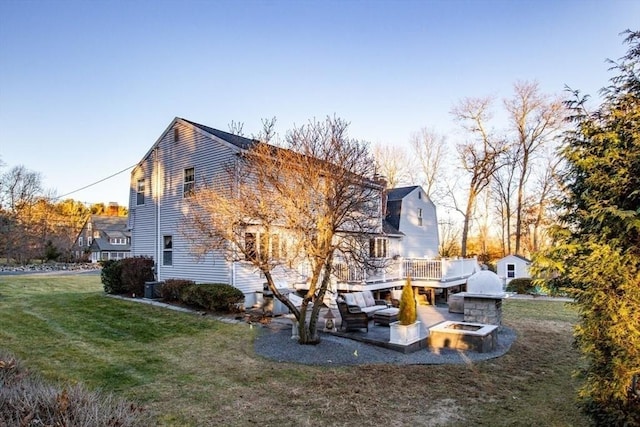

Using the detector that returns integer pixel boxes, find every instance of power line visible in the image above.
[54,163,137,201]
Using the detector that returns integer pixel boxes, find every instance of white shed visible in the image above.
[496,254,532,286]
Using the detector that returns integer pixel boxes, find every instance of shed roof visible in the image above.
[498,254,532,263]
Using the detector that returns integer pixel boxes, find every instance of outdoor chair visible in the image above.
[337,301,369,332]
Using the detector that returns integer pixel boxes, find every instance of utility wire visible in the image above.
[53,163,137,201]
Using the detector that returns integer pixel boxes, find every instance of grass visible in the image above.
[0,274,590,426]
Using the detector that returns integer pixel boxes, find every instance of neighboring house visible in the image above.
[73,215,131,263]
[496,254,532,286]
[385,186,439,258]
[129,117,478,306]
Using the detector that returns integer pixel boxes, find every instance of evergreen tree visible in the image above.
[541,30,640,424]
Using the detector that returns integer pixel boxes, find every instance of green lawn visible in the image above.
[0,274,590,426]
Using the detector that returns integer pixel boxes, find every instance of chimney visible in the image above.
[108,202,119,216]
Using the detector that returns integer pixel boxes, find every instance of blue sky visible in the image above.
[0,0,637,206]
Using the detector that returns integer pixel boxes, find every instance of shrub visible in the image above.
[159,279,195,301]
[100,259,125,294]
[120,257,155,296]
[544,276,574,297]
[180,283,245,312]
[0,350,151,426]
[398,277,417,325]
[506,277,535,294]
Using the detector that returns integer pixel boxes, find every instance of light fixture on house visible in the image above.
[324,309,336,332]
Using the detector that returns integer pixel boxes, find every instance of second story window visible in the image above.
[183,167,195,197]
[137,179,145,205]
[78,237,83,247]
[418,208,423,227]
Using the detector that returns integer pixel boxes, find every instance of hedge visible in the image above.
[180,284,245,312]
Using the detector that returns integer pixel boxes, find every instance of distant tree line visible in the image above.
[0,161,127,264]
[373,80,565,261]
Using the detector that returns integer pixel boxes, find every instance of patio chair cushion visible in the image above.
[353,292,366,308]
[362,290,376,307]
[344,293,357,306]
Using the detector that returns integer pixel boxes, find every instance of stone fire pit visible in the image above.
[429,320,498,353]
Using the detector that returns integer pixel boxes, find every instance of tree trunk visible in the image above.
[514,152,529,255]
[461,190,476,258]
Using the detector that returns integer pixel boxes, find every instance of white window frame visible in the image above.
[163,235,173,266]
[183,167,195,197]
[369,237,388,259]
[136,179,145,205]
[507,263,516,278]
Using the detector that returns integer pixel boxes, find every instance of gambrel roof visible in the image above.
[385,186,422,230]
[387,186,420,201]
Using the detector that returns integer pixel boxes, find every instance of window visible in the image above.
[88,236,93,245]
[417,208,423,226]
[78,237,83,247]
[94,231,100,239]
[369,237,388,258]
[245,233,256,261]
[137,179,145,205]
[418,191,422,199]
[507,263,515,278]
[174,127,180,142]
[183,167,195,197]
[163,235,173,266]
[271,234,280,259]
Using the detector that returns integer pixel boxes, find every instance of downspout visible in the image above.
[155,147,161,281]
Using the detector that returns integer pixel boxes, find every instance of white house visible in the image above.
[496,254,532,286]
[72,215,131,263]
[128,118,478,306]
[385,186,439,258]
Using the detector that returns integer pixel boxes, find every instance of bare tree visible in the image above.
[504,81,564,254]
[183,116,381,344]
[451,97,506,257]
[492,144,519,256]
[522,150,562,254]
[227,120,245,136]
[410,127,447,200]
[0,165,44,262]
[438,215,460,257]
[372,143,411,188]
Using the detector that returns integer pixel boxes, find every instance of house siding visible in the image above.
[396,188,439,258]
[129,119,239,286]
[129,162,157,260]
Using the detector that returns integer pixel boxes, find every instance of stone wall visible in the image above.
[463,297,502,325]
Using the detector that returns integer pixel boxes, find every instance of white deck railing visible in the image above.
[332,257,479,283]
